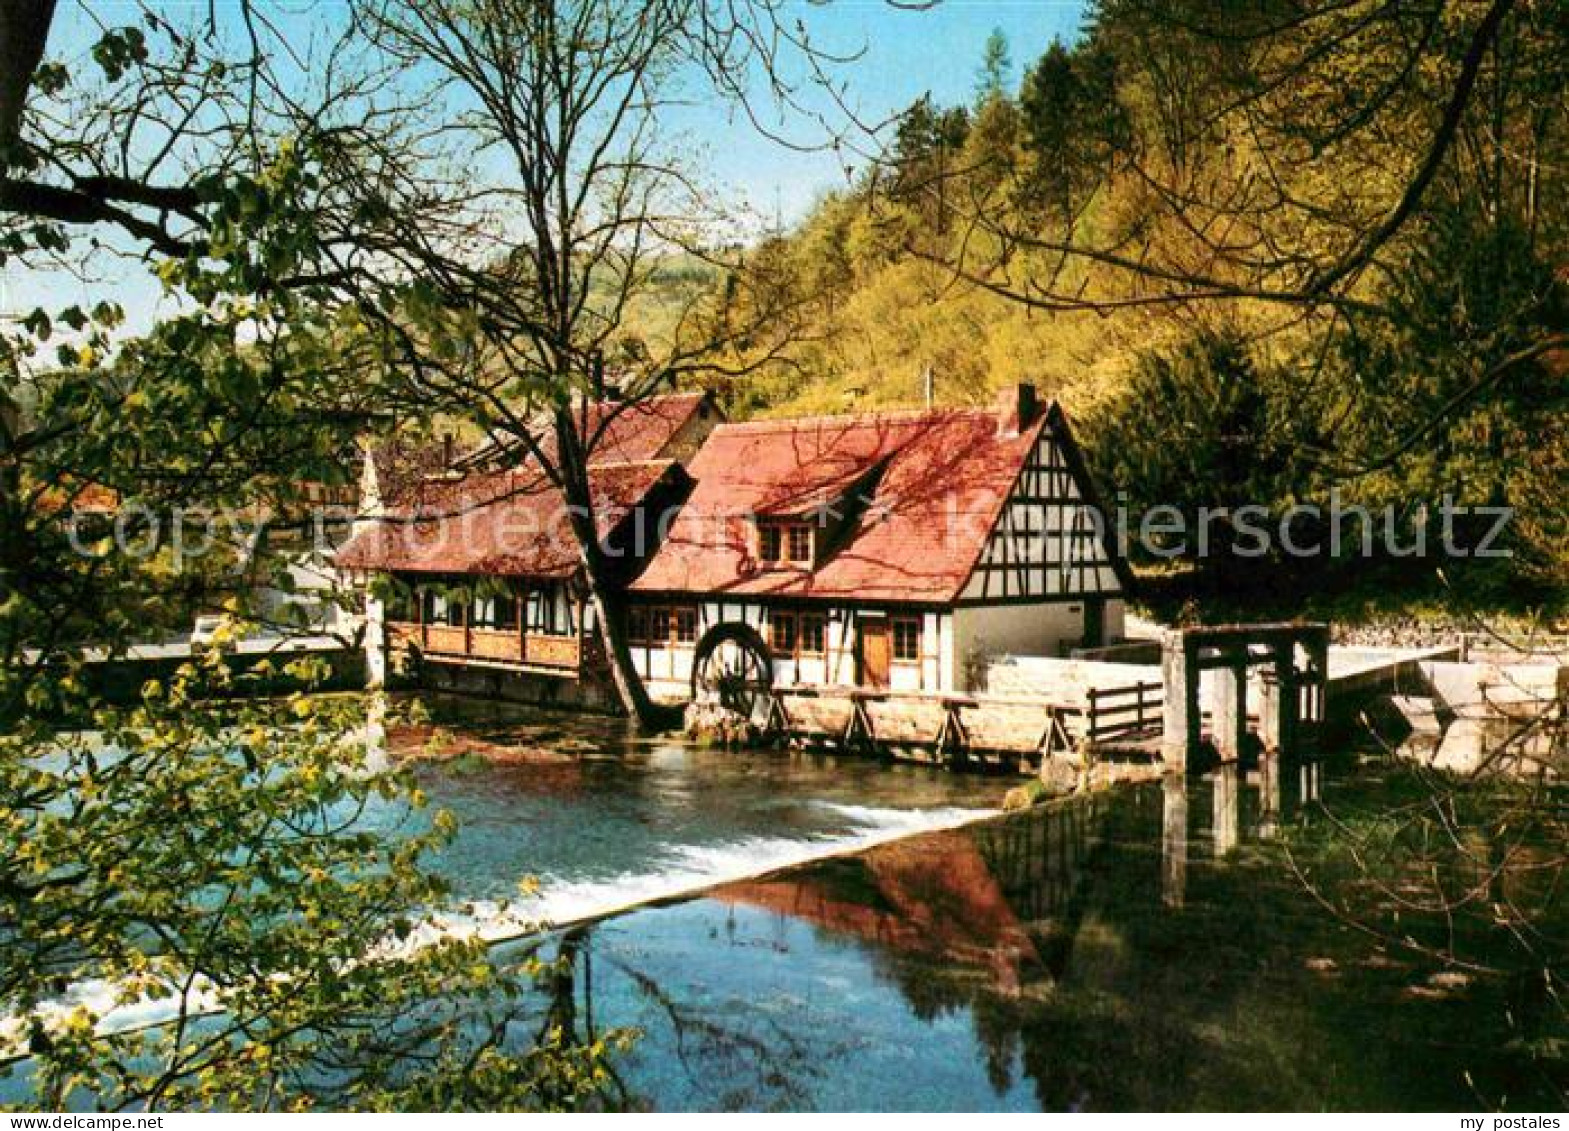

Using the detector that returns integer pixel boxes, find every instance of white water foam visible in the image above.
[456,801,995,943]
[3,801,996,1058]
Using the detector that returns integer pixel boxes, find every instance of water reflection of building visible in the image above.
[716,829,1046,995]
[541,765,1345,1110]
[707,798,1113,1008]
[716,760,1325,1000]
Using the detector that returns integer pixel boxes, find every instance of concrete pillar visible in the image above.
[1212,663,1248,762]
[1161,773,1188,908]
[1212,761,1239,856]
[1161,634,1200,770]
[1273,647,1300,762]
[1259,669,1281,751]
[1258,747,1281,839]
[1303,635,1330,752]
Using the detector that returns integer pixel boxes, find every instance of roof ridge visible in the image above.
[585,456,679,469]
[716,403,1021,434]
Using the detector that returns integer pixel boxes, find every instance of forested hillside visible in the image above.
[676,0,1567,617]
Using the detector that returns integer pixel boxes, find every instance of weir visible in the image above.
[761,680,1164,773]
[1160,622,1330,773]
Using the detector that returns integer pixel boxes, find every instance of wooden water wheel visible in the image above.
[691,623,773,721]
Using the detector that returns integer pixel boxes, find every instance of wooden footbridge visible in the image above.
[762,676,1165,772]
[754,622,1365,775]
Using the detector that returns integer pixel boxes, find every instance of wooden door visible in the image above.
[859,620,891,689]
[1082,597,1106,649]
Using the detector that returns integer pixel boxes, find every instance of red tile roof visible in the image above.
[343,392,710,577]
[579,392,711,463]
[630,405,1049,604]
[336,460,679,577]
[370,392,711,507]
[717,829,1038,989]
[456,391,712,477]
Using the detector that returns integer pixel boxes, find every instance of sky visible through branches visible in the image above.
[5,0,1088,336]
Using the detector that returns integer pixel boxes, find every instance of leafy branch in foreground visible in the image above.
[0,650,630,1111]
[1282,766,1568,1108]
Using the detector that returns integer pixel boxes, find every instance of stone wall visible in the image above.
[981,655,1159,706]
[411,661,619,713]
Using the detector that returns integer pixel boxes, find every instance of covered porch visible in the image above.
[384,573,596,676]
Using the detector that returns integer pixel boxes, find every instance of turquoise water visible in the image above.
[390,707,1559,1113]
[11,696,1565,1111]
[389,697,1003,926]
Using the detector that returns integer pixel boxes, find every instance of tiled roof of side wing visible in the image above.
[342,393,711,577]
[369,391,710,505]
[336,460,679,577]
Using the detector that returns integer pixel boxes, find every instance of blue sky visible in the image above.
[7,0,1090,335]
[686,0,1090,223]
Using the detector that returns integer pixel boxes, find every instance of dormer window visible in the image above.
[758,519,813,567]
[787,524,812,563]
[759,523,783,563]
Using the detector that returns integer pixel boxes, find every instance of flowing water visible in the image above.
[398,698,1566,1112]
[10,695,1565,1110]
[383,697,1003,932]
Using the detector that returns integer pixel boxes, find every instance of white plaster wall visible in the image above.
[888,661,922,692]
[636,601,956,700]
[982,655,1159,704]
[363,592,387,688]
[637,644,696,703]
[952,601,1090,688]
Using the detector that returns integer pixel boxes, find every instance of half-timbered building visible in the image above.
[337,392,720,696]
[627,385,1132,703]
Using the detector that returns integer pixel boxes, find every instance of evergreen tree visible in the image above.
[975,28,1012,102]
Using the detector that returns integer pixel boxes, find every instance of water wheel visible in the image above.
[691,623,773,721]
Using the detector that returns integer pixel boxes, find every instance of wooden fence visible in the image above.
[1084,680,1164,740]
[765,677,1163,770]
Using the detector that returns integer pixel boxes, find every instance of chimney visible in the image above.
[997,382,1041,436]
[441,432,455,468]
[922,364,935,408]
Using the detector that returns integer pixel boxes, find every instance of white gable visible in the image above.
[959,426,1123,602]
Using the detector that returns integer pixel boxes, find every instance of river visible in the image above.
[398,696,1567,1111]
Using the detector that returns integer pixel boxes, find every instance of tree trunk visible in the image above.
[580,552,658,728]
[0,0,57,154]
[553,410,660,730]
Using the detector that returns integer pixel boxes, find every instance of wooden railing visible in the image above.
[764,679,1166,766]
[386,621,582,672]
[1084,680,1164,740]
[470,628,523,662]
[524,634,581,669]
[765,686,1083,765]
[423,624,467,656]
